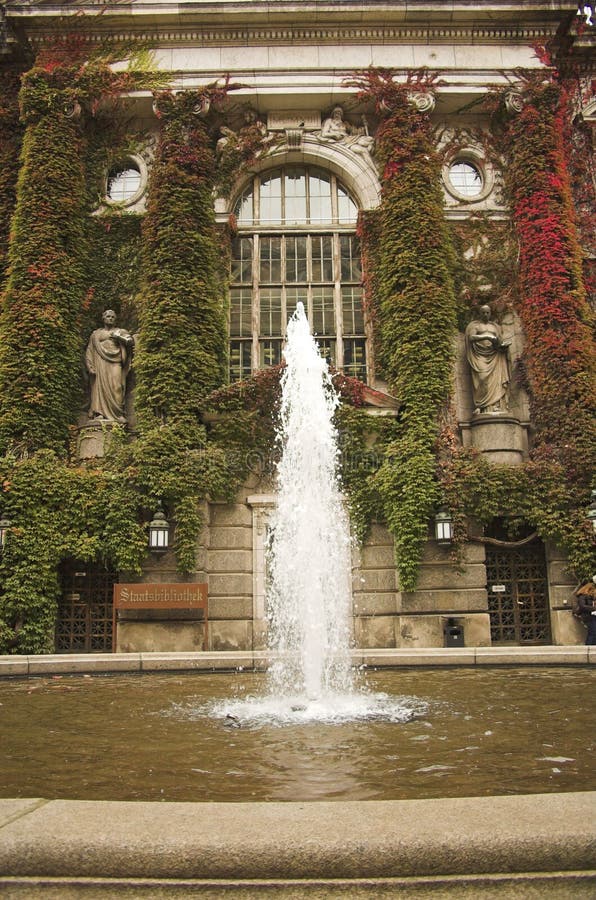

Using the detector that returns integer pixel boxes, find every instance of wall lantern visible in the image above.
[587,490,596,535]
[434,508,454,545]
[0,515,11,551]
[148,504,169,553]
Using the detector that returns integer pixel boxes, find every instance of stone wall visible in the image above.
[114,486,584,652]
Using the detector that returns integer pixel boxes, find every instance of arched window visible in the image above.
[229,166,366,382]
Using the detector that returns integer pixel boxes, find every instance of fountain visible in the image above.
[266,302,355,702]
[214,302,421,726]
[1,307,594,813]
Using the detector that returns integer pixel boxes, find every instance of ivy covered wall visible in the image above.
[0,29,593,652]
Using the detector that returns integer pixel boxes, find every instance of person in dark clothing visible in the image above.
[574,576,596,645]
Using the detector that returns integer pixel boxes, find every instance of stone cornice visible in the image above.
[12,22,562,49]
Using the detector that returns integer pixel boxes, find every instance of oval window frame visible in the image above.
[104,154,148,208]
[443,149,493,204]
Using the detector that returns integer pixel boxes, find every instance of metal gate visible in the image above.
[55,564,117,653]
[485,542,551,645]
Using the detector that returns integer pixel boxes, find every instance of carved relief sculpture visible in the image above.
[85,309,134,422]
[464,304,511,414]
[317,106,375,156]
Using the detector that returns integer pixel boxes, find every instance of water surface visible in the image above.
[1,667,594,802]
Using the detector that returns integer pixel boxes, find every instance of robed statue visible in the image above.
[85,309,134,422]
[465,304,511,414]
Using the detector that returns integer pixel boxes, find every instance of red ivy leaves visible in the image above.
[503,80,595,466]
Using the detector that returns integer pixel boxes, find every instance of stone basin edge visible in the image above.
[0,645,594,677]
[0,794,594,885]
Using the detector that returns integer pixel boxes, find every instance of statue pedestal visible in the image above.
[77,420,120,460]
[460,415,529,465]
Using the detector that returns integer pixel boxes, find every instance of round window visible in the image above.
[448,160,484,199]
[106,160,143,205]
[448,161,483,198]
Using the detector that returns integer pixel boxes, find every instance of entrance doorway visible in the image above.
[485,540,551,645]
[55,562,117,653]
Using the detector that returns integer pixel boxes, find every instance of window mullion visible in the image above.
[252,233,260,373]
[330,174,339,225]
[333,231,343,369]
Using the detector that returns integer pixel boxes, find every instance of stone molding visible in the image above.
[218,130,381,218]
[16,23,561,49]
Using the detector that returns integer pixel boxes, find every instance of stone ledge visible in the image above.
[475,646,590,666]
[0,645,592,678]
[1,872,595,898]
[0,794,593,882]
[139,651,270,672]
[27,654,142,675]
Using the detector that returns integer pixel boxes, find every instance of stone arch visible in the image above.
[216,134,381,219]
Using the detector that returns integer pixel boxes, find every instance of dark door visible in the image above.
[485,542,551,645]
[55,563,117,653]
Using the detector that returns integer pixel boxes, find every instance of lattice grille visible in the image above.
[486,544,551,645]
[56,565,116,653]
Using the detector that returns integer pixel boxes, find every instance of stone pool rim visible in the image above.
[0,793,594,896]
[0,644,594,678]
[2,650,595,894]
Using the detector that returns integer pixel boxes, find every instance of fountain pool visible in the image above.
[2,666,594,803]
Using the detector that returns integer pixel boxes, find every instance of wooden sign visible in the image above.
[113,583,208,651]
[114,583,207,609]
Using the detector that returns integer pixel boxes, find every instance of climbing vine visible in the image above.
[0,37,171,652]
[438,73,596,579]
[0,62,27,286]
[347,69,459,590]
[134,89,230,426]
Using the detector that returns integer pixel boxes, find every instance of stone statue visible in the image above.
[85,309,134,422]
[216,125,236,157]
[465,304,511,414]
[317,105,374,156]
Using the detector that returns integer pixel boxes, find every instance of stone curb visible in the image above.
[0,794,594,882]
[0,645,593,677]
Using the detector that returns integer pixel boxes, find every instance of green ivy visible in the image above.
[349,69,458,590]
[0,44,172,652]
[0,62,27,286]
[0,75,89,453]
[438,76,596,581]
[0,449,146,653]
[134,90,229,426]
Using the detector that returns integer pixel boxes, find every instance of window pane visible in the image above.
[337,185,358,224]
[260,289,282,337]
[107,165,141,202]
[231,237,253,283]
[285,236,308,282]
[284,169,307,224]
[259,339,282,368]
[234,186,254,225]
[342,286,364,334]
[260,173,282,224]
[309,172,332,224]
[311,235,334,282]
[312,287,335,336]
[340,235,361,282]
[230,340,252,382]
[448,161,483,197]
[343,338,367,380]
[317,338,336,367]
[230,288,252,337]
[285,287,308,325]
[260,237,282,282]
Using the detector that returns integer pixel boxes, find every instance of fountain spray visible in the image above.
[266,303,355,701]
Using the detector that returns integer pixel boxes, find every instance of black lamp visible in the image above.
[148,504,169,553]
[434,508,454,545]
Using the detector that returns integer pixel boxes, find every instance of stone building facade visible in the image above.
[1,1,594,654]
